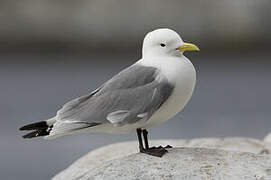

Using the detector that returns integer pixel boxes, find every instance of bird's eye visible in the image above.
[160,43,166,47]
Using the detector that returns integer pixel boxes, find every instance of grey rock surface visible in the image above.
[264,133,271,143]
[78,148,271,180]
[53,138,271,180]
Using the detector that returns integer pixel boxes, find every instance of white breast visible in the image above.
[139,55,196,129]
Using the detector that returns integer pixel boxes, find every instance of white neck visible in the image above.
[137,55,195,84]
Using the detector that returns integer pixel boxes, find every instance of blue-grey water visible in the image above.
[0,52,270,179]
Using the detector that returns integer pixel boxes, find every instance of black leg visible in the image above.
[136,128,144,151]
[137,129,170,158]
[142,129,149,149]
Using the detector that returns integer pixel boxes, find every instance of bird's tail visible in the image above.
[19,118,56,139]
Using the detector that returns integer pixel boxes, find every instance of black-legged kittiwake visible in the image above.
[19,28,199,157]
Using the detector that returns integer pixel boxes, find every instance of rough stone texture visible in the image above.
[264,133,271,143]
[53,138,271,180]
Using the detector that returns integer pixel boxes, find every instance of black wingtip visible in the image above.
[19,121,47,131]
[19,121,51,139]
[22,129,50,139]
[19,126,27,131]
[22,131,39,139]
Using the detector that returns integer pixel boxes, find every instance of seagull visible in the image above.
[19,28,199,157]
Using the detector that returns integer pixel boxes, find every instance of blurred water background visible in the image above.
[0,0,271,179]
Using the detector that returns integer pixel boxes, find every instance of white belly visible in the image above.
[142,56,196,129]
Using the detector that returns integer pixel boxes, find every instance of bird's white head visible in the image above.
[142,28,199,57]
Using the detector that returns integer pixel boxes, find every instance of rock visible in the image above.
[53,138,271,180]
[264,133,271,143]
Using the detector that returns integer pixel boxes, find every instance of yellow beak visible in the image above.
[177,42,200,52]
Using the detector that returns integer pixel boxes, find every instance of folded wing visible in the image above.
[49,64,174,136]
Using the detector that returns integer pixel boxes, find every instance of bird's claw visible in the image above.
[140,145,173,157]
[140,147,168,157]
[165,145,173,148]
[149,145,173,149]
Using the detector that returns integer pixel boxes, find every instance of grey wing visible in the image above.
[51,64,174,135]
